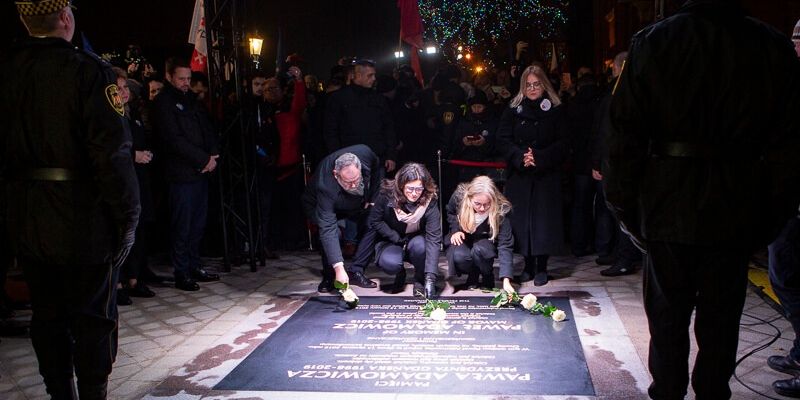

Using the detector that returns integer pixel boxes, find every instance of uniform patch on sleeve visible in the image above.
[105,84,125,116]
[442,111,454,125]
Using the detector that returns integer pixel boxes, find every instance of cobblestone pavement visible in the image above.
[0,251,792,399]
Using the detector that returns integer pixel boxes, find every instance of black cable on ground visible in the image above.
[734,311,784,400]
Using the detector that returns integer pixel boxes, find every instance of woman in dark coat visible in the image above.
[495,65,569,286]
[445,176,515,292]
[357,163,442,297]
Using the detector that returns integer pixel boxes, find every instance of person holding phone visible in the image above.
[444,91,500,185]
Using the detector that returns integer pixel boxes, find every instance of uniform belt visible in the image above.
[650,142,716,158]
[16,168,88,181]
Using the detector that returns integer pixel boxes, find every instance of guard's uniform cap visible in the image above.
[15,0,74,16]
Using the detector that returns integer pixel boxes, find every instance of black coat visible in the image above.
[366,191,442,273]
[302,145,381,265]
[444,185,513,278]
[445,112,499,162]
[323,85,397,162]
[606,0,800,248]
[0,37,140,265]
[128,106,155,222]
[153,84,219,183]
[566,85,601,175]
[495,97,569,256]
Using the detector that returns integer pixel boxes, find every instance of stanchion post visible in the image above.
[302,154,314,251]
[437,150,444,251]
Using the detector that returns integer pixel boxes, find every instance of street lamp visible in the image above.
[425,45,437,55]
[394,50,405,59]
[248,34,264,69]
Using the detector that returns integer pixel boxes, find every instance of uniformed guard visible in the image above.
[1,1,140,398]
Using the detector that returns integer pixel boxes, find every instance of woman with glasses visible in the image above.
[445,176,515,292]
[353,163,442,297]
[495,65,568,286]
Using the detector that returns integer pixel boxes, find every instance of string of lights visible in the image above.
[418,0,569,63]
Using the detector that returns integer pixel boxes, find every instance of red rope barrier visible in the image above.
[445,159,507,169]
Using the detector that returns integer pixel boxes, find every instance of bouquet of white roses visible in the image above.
[334,281,359,309]
[489,292,567,322]
[417,290,451,320]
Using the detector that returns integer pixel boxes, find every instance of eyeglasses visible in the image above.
[525,81,543,89]
[404,186,424,194]
[472,200,491,210]
[335,173,361,189]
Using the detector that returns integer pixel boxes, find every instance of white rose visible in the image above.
[552,309,566,322]
[520,294,538,310]
[341,288,359,303]
[430,308,447,321]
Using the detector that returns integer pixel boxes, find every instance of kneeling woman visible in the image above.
[445,176,515,292]
[358,163,442,297]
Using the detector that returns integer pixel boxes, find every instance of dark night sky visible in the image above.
[3,0,403,77]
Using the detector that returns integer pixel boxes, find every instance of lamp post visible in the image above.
[248,34,264,69]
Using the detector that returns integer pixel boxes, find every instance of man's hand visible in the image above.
[142,63,155,78]
[333,262,349,284]
[201,155,220,173]
[135,150,153,164]
[450,232,465,246]
[288,66,302,81]
[592,169,603,181]
[385,159,396,172]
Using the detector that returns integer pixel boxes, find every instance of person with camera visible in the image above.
[351,163,441,297]
[495,65,568,286]
[444,91,500,184]
[445,176,514,292]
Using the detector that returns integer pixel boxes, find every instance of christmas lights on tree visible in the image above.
[418,0,569,63]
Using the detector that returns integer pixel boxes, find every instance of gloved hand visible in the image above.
[113,223,137,269]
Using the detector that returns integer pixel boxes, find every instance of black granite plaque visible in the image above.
[215,296,594,395]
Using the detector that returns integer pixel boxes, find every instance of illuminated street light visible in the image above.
[248,34,264,69]
[425,45,437,54]
[394,51,405,59]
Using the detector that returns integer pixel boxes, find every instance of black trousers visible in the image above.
[120,221,147,282]
[769,217,800,360]
[375,236,431,282]
[450,239,497,276]
[319,212,369,277]
[644,241,750,400]
[169,180,208,279]
[21,257,118,399]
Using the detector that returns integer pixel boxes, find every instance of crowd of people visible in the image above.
[3,0,800,399]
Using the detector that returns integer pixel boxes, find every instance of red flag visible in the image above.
[188,0,208,72]
[398,0,424,86]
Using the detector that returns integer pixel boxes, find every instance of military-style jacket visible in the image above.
[606,0,800,247]
[1,37,140,264]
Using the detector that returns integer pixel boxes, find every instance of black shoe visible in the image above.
[192,268,220,282]
[481,273,495,290]
[424,273,437,299]
[116,288,133,306]
[413,282,425,297]
[600,263,637,277]
[175,278,200,291]
[769,355,800,375]
[128,283,156,298]
[348,271,377,288]
[596,254,615,265]
[318,276,334,293]
[392,269,407,294]
[466,270,480,289]
[533,272,549,286]
[774,376,800,398]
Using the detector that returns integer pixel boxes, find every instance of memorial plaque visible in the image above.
[215,296,594,395]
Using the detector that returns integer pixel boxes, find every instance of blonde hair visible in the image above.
[456,176,512,241]
[509,65,561,108]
